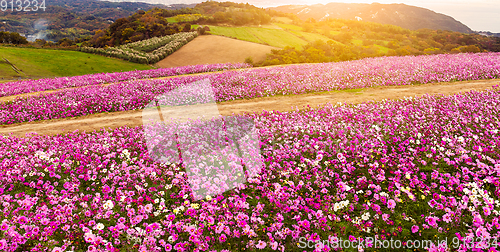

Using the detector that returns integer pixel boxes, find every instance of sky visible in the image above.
[151,0,500,32]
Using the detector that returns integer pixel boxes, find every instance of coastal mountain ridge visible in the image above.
[269,3,473,33]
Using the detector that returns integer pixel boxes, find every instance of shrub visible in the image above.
[80,32,198,64]
[244,56,254,65]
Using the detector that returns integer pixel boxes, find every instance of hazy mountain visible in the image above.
[270,3,473,33]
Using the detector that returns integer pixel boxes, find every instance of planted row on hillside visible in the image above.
[0,63,251,97]
[1,53,499,125]
[80,32,198,64]
[0,88,499,251]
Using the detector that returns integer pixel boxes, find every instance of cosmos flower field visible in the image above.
[1,53,500,125]
[0,53,500,251]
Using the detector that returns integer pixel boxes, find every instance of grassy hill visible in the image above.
[0,47,152,82]
[193,24,334,50]
[192,24,392,54]
[190,16,499,66]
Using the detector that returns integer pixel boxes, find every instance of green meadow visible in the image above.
[0,46,152,81]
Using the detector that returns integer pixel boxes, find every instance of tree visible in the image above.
[244,57,254,65]
[197,27,206,35]
[0,32,28,44]
[303,23,314,33]
[213,12,225,22]
[58,38,74,46]
[121,28,135,41]
[90,30,108,48]
[460,45,481,53]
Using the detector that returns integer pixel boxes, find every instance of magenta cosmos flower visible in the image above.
[219,234,227,243]
[411,225,419,233]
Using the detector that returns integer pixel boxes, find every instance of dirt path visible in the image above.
[156,35,278,68]
[1,78,498,137]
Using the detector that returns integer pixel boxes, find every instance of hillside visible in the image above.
[270,3,473,33]
[0,46,151,81]
[0,0,178,41]
[192,18,499,67]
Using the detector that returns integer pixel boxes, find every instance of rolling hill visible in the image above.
[156,35,277,68]
[0,0,189,42]
[270,3,473,33]
[0,46,151,81]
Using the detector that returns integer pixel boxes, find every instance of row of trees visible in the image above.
[261,40,485,66]
[301,18,500,52]
[0,32,28,45]
[86,11,190,48]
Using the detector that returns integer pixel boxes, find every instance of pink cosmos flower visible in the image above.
[144,204,153,213]
[145,225,154,234]
[165,244,172,251]
[443,214,452,223]
[84,233,96,243]
[411,225,419,233]
[271,241,278,250]
[150,222,160,230]
[0,223,8,231]
[484,207,491,216]
[427,216,438,227]
[102,185,111,193]
[219,234,227,243]
[238,220,247,228]
[387,199,396,209]
[174,243,184,251]
[207,216,215,225]
[301,220,310,230]
[256,241,267,249]
[133,215,143,225]
[17,216,28,225]
[52,247,63,252]
[473,215,484,226]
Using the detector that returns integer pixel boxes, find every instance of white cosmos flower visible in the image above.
[95,223,104,230]
[103,200,114,210]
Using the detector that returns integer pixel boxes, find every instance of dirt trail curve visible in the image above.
[1,79,498,137]
[156,35,278,68]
